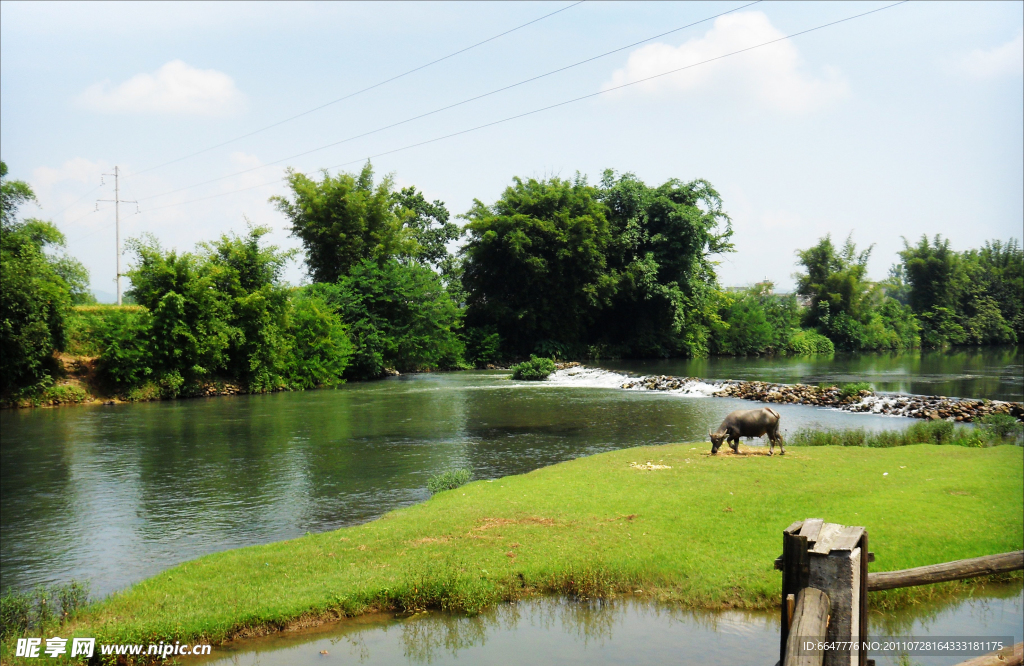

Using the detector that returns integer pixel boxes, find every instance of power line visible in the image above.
[64,207,113,244]
[135,0,762,203]
[127,1,585,178]
[136,1,907,216]
[47,182,105,219]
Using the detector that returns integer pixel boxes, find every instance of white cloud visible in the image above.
[956,30,1023,79]
[33,157,104,193]
[77,60,246,115]
[602,12,849,113]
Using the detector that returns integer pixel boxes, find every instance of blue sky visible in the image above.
[1,1,1021,298]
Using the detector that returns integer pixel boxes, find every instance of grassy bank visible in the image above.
[3,442,1019,663]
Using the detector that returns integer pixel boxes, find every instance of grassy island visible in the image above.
[6,442,1010,663]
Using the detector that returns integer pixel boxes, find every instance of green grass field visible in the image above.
[5,443,1023,662]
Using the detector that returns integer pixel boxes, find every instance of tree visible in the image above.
[897,235,1019,346]
[597,171,734,357]
[965,239,1022,342]
[308,258,465,379]
[286,290,353,389]
[898,235,965,315]
[125,235,233,389]
[712,282,803,356]
[1,161,89,391]
[202,225,296,391]
[272,163,458,283]
[796,234,873,325]
[393,186,460,274]
[795,234,918,351]
[460,175,614,356]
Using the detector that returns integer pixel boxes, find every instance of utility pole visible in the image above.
[97,166,137,306]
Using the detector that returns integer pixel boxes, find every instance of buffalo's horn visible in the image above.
[708,428,713,439]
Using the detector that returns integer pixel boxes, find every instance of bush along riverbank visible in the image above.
[2,442,1020,664]
[619,375,1024,423]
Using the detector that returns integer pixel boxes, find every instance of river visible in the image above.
[0,346,1020,598]
[190,586,1023,666]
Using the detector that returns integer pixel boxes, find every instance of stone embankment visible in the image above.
[620,376,1024,422]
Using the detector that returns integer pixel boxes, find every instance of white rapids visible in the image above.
[545,367,720,397]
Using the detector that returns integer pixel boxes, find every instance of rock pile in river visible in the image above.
[620,375,700,391]
[618,375,1023,422]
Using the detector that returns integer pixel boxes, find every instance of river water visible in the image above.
[191,587,1023,666]
[0,347,1020,599]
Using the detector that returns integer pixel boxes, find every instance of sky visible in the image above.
[1,0,1021,300]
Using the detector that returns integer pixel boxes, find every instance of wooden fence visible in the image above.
[776,519,1023,666]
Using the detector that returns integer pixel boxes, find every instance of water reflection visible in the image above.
[194,598,780,666]
[192,585,1023,666]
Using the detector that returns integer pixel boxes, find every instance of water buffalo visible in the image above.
[709,407,784,455]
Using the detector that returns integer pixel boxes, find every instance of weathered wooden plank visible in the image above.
[779,549,872,569]
[783,587,830,666]
[786,520,805,535]
[857,532,869,666]
[810,523,845,554]
[949,641,1022,666]
[782,531,812,664]
[800,518,824,542]
[829,526,865,552]
[867,551,1024,591]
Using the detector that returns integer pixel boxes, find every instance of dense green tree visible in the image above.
[963,239,1022,342]
[1,161,89,391]
[597,171,734,357]
[307,258,464,379]
[796,234,918,350]
[286,290,353,389]
[899,235,964,314]
[460,171,733,359]
[121,226,325,393]
[712,282,804,355]
[393,186,460,273]
[272,163,458,284]
[897,235,1019,346]
[796,234,873,327]
[202,226,296,391]
[125,235,233,389]
[461,175,614,356]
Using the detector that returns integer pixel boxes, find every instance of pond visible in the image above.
[0,346,1020,598]
[190,585,1023,666]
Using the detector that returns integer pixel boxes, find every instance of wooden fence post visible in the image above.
[779,520,869,666]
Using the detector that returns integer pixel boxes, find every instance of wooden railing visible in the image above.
[778,520,1023,666]
[867,551,1023,591]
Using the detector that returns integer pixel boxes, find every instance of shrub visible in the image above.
[55,581,89,621]
[788,420,1005,449]
[285,292,353,389]
[315,259,466,380]
[463,326,502,367]
[95,308,153,388]
[786,329,835,355]
[978,414,1024,444]
[510,355,556,380]
[840,382,872,399]
[0,589,32,638]
[0,581,88,638]
[427,468,472,495]
[42,383,88,405]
